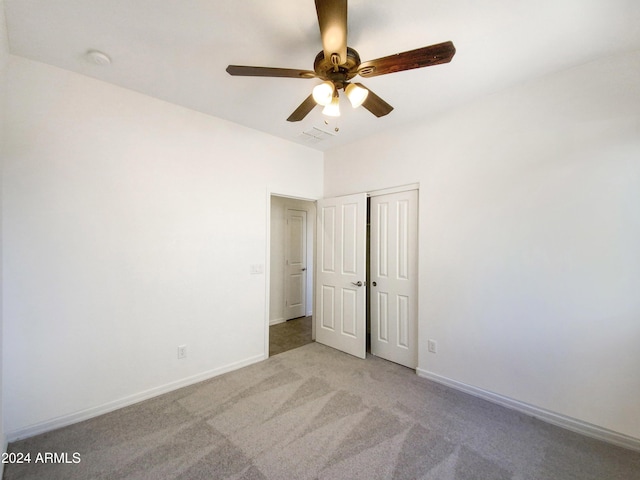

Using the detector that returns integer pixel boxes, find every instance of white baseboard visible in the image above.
[7,354,265,443]
[416,369,640,452]
[269,317,286,326]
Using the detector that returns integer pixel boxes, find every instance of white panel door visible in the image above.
[316,193,367,359]
[370,190,418,368]
[284,209,307,320]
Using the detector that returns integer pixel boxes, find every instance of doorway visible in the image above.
[269,195,316,356]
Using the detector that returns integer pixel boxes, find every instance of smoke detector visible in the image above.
[85,50,111,66]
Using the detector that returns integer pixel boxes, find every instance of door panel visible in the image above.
[316,193,367,359]
[321,285,335,329]
[342,203,358,274]
[370,190,418,368]
[377,292,389,341]
[342,288,358,337]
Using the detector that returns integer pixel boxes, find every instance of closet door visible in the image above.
[370,190,418,368]
[315,193,367,359]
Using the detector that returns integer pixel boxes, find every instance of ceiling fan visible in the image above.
[226,0,456,122]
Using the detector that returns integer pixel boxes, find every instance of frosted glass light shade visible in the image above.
[345,83,369,108]
[322,95,340,117]
[312,81,335,106]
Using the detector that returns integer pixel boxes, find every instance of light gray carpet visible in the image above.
[5,343,640,479]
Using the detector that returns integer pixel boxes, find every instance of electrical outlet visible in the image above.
[177,345,187,359]
[428,339,438,354]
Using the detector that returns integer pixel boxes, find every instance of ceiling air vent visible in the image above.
[298,126,337,144]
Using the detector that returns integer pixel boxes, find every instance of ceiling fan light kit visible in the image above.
[322,94,341,117]
[227,0,456,123]
[312,81,335,106]
[345,83,368,108]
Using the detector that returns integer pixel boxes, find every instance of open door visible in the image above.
[315,193,367,358]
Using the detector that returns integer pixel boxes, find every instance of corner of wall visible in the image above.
[0,0,8,469]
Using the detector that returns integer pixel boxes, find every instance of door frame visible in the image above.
[265,189,319,359]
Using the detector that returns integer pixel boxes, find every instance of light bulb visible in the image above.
[345,83,369,108]
[312,81,335,106]
[322,95,341,117]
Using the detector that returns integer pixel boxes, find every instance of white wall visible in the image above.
[2,57,323,438]
[269,196,315,325]
[0,0,9,467]
[324,50,640,440]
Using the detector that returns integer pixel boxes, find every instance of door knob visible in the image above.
[301,268,306,271]
[372,281,377,286]
[351,281,363,287]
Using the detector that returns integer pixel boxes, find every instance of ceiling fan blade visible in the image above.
[315,0,348,65]
[226,65,316,79]
[356,83,393,118]
[358,41,456,78]
[287,94,317,122]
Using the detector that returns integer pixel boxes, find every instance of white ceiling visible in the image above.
[4,0,640,151]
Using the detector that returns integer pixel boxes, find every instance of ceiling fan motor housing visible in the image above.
[314,47,361,89]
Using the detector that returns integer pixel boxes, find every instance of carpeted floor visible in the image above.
[4,343,640,479]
